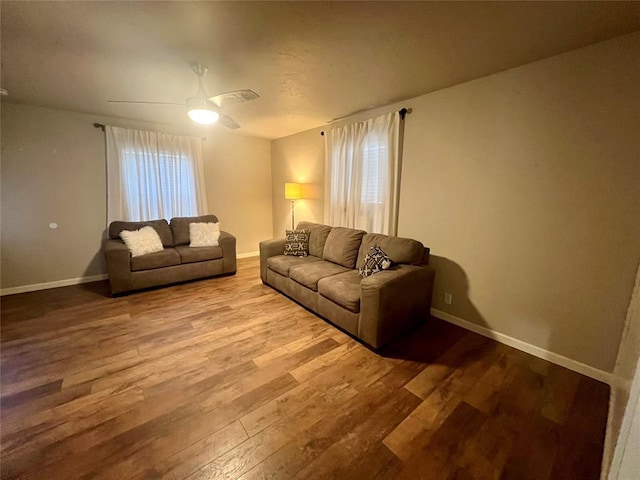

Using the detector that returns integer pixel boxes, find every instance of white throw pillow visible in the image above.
[119,226,164,257]
[189,222,221,247]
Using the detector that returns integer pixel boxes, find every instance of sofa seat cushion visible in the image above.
[267,254,322,277]
[289,260,350,292]
[318,270,362,313]
[175,245,223,264]
[131,248,181,272]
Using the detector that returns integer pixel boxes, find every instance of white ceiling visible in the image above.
[2,1,639,140]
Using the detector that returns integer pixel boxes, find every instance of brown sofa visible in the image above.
[259,221,435,349]
[104,214,236,294]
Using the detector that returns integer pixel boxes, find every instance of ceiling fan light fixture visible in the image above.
[108,62,255,130]
[186,96,219,125]
[187,107,219,125]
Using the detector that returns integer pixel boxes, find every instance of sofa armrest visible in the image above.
[259,238,285,283]
[359,265,435,349]
[219,231,237,274]
[104,239,132,294]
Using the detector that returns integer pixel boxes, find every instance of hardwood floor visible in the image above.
[1,257,609,479]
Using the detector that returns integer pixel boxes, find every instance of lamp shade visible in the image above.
[285,183,302,200]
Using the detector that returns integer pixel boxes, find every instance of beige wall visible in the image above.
[271,126,325,235]
[1,103,272,290]
[1,104,107,289]
[202,131,272,255]
[270,32,640,372]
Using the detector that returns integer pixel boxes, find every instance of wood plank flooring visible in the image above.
[0,257,609,479]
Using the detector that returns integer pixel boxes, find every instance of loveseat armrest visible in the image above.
[259,238,285,283]
[219,231,237,274]
[359,265,435,349]
[104,239,132,294]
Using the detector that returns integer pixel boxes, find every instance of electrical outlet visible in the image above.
[444,292,453,305]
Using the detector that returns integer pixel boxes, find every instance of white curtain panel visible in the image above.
[106,126,208,224]
[324,111,401,235]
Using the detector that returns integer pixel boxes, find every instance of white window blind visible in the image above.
[361,140,387,205]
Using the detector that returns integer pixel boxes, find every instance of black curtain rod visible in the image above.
[93,122,206,141]
[320,107,410,136]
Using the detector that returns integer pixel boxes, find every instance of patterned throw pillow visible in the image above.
[284,229,309,256]
[359,245,392,278]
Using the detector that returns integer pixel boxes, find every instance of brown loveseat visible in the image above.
[259,221,435,349]
[104,214,236,294]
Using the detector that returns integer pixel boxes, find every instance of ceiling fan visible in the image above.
[108,63,259,129]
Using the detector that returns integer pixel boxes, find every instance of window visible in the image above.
[360,139,387,205]
[121,149,198,221]
[324,112,401,235]
[106,126,208,224]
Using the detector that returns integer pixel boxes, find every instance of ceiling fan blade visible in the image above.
[219,114,241,130]
[209,90,259,108]
[108,100,183,106]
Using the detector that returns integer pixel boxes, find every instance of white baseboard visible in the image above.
[0,274,109,297]
[431,308,612,385]
[237,251,259,259]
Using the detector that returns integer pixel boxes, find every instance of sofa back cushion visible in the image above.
[356,233,425,267]
[109,219,173,247]
[322,227,366,268]
[297,221,332,257]
[171,215,219,246]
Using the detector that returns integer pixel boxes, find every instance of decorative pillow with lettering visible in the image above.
[359,245,392,278]
[284,229,309,256]
[119,226,164,257]
[189,222,221,247]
